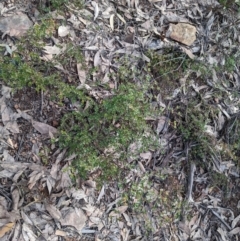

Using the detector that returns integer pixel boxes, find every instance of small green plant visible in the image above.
[0,54,57,90]
[121,172,184,236]
[39,0,84,12]
[173,99,216,167]
[219,0,236,8]
[210,171,229,196]
[59,81,156,181]
[146,48,190,80]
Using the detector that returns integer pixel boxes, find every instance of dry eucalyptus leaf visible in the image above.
[11,222,21,241]
[60,207,86,233]
[43,45,62,55]
[0,169,15,179]
[0,197,7,209]
[77,63,86,84]
[0,223,14,238]
[55,230,66,236]
[97,185,105,202]
[72,189,86,200]
[46,176,56,194]
[3,150,15,162]
[45,204,62,221]
[115,206,128,214]
[21,211,33,226]
[11,188,20,211]
[94,50,102,67]
[140,152,152,160]
[57,166,72,189]
[1,86,12,98]
[92,1,99,21]
[1,101,11,125]
[32,120,57,136]
[110,14,114,30]
[28,171,44,190]
[22,223,37,240]
[229,227,240,235]
[5,121,20,134]
[231,214,240,229]
[0,162,29,173]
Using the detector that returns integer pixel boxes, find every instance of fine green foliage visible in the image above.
[219,0,236,8]
[209,171,229,196]
[173,100,215,165]
[39,0,84,12]
[0,54,57,91]
[120,172,184,237]
[146,48,189,81]
[59,81,156,181]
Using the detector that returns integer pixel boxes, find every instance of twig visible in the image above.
[40,90,44,116]
[210,209,231,230]
[15,134,24,162]
[186,161,196,203]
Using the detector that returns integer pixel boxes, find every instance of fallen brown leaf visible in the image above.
[0,222,15,238]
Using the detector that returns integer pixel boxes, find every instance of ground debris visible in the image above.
[0,0,239,240]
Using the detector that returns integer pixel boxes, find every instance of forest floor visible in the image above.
[0,0,240,240]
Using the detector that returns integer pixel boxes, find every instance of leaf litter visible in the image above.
[0,0,240,240]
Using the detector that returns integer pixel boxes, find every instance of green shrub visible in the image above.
[59,81,157,181]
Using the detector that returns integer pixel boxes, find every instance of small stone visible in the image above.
[167,23,196,46]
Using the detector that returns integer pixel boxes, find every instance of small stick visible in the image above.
[15,134,24,162]
[186,162,196,203]
[40,90,44,116]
